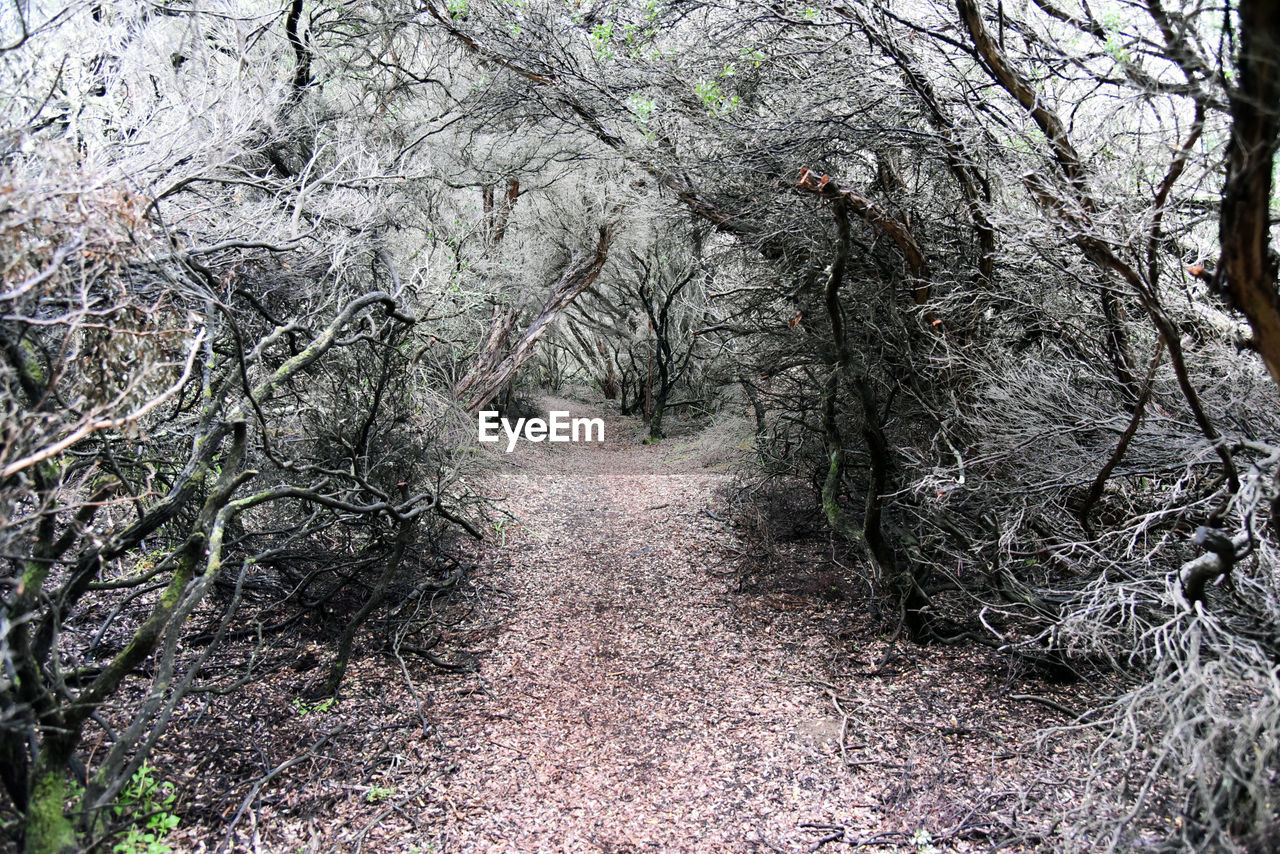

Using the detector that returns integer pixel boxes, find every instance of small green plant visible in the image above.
[365,785,397,804]
[626,93,658,141]
[291,696,336,716]
[112,763,179,854]
[911,828,940,854]
[1100,10,1133,65]
[1103,33,1132,65]
[492,518,520,545]
[626,93,656,123]
[694,77,719,107]
[590,21,615,61]
[693,78,739,117]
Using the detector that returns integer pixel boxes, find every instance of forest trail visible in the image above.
[419,396,867,852]
[161,394,1078,854]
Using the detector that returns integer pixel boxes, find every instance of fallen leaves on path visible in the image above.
[162,396,1100,853]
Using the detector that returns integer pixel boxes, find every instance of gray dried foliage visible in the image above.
[2,0,1279,852]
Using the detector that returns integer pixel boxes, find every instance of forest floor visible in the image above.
[159,392,1111,853]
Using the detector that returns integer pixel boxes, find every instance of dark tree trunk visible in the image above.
[740,376,767,436]
[1218,0,1280,389]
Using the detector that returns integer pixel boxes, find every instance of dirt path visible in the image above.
[161,394,1091,853]
[419,397,867,852]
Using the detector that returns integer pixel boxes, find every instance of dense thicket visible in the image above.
[2,1,1278,852]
